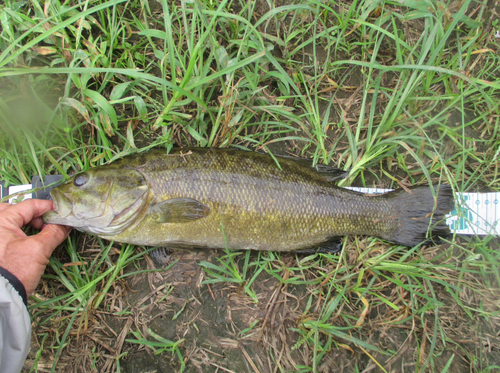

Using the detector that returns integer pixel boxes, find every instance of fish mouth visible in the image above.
[50,188,73,219]
[42,189,74,224]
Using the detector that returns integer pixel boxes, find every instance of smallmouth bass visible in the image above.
[42,148,454,251]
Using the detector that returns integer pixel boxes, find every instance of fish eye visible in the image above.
[73,174,87,187]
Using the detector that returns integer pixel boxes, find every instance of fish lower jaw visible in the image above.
[86,225,126,236]
[42,210,69,225]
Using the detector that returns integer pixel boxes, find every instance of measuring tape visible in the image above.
[1,178,498,236]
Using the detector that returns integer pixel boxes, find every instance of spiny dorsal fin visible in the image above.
[150,198,210,223]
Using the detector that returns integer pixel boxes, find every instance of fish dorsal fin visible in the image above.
[310,163,348,182]
[150,198,210,223]
[276,154,348,182]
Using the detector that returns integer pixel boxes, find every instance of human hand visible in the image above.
[0,200,71,295]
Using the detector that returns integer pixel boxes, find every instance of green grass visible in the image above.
[1,0,499,371]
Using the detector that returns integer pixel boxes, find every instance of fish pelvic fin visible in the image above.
[383,185,454,247]
[149,247,173,267]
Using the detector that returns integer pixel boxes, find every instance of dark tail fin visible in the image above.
[383,185,454,247]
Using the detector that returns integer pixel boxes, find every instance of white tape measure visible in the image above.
[1,180,498,236]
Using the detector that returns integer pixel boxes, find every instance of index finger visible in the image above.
[0,199,55,228]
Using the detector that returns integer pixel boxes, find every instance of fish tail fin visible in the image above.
[383,185,454,247]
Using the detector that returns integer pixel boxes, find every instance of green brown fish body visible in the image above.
[42,148,454,251]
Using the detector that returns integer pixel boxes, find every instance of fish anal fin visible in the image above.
[294,237,343,255]
[151,198,210,223]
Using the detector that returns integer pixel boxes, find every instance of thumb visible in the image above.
[29,224,71,256]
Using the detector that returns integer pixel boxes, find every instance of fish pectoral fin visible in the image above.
[151,198,210,223]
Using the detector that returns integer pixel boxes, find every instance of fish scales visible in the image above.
[128,149,393,250]
[42,148,454,250]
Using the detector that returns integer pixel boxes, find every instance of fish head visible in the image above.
[42,166,149,236]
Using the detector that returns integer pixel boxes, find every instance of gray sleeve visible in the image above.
[0,268,31,373]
